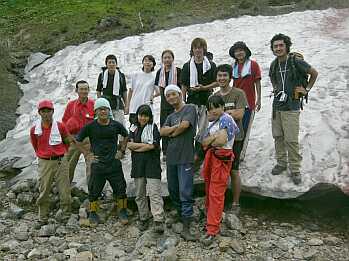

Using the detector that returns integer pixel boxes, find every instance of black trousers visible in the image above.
[88,159,127,201]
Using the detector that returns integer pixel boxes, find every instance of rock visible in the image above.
[171,222,183,234]
[9,203,25,218]
[16,192,34,206]
[49,236,64,246]
[160,246,177,261]
[135,231,157,250]
[124,225,140,239]
[323,236,341,246]
[38,224,56,237]
[67,214,79,227]
[308,238,323,246]
[303,249,318,260]
[56,225,69,236]
[105,242,126,259]
[25,52,51,73]
[293,247,304,259]
[49,253,67,261]
[27,248,43,259]
[104,232,114,241]
[0,239,19,252]
[13,224,29,241]
[11,179,33,193]
[231,239,244,254]
[158,236,178,253]
[0,157,20,173]
[224,213,241,231]
[68,242,83,249]
[72,251,94,261]
[219,237,232,252]
[6,191,16,200]
[64,248,78,258]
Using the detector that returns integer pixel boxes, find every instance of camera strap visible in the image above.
[278,56,288,93]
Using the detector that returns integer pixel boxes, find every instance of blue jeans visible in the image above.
[166,163,194,218]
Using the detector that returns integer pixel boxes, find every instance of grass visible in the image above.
[1,0,348,54]
[0,0,240,53]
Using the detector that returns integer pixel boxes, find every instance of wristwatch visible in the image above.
[305,86,311,93]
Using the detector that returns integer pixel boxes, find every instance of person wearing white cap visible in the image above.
[75,98,129,226]
[160,85,197,241]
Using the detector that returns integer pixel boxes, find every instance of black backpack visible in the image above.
[270,52,309,109]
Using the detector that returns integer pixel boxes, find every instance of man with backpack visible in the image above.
[269,33,318,185]
[96,54,127,127]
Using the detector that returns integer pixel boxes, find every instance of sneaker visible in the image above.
[153,221,164,234]
[201,234,215,246]
[118,208,129,225]
[88,212,100,227]
[139,219,149,231]
[271,165,287,175]
[291,172,302,185]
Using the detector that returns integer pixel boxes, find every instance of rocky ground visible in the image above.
[0,179,348,260]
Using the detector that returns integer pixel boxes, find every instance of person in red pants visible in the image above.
[201,95,239,246]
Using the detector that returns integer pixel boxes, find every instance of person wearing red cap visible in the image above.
[229,41,262,163]
[30,100,72,225]
[62,80,94,184]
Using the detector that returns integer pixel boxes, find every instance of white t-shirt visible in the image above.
[129,71,157,114]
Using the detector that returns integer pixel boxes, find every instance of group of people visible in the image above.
[30,33,318,245]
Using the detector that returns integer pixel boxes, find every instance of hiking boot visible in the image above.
[201,234,216,246]
[88,212,100,226]
[291,172,302,185]
[88,201,100,227]
[271,164,287,175]
[153,221,164,234]
[139,219,149,232]
[181,218,196,241]
[231,204,241,216]
[116,198,129,225]
[34,219,48,229]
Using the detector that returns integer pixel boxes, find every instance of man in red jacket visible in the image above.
[62,80,94,184]
[30,100,72,225]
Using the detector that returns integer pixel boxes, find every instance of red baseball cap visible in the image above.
[37,100,54,111]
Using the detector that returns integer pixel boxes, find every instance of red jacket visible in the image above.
[62,98,94,135]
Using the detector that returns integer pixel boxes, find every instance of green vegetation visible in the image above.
[0,0,241,53]
[1,0,347,54]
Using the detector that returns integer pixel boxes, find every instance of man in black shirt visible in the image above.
[76,98,129,226]
[181,38,218,161]
[269,34,318,185]
[96,54,127,127]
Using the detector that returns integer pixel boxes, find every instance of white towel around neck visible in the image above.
[103,69,120,96]
[158,64,177,88]
[34,119,62,145]
[141,123,154,144]
[189,56,211,87]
